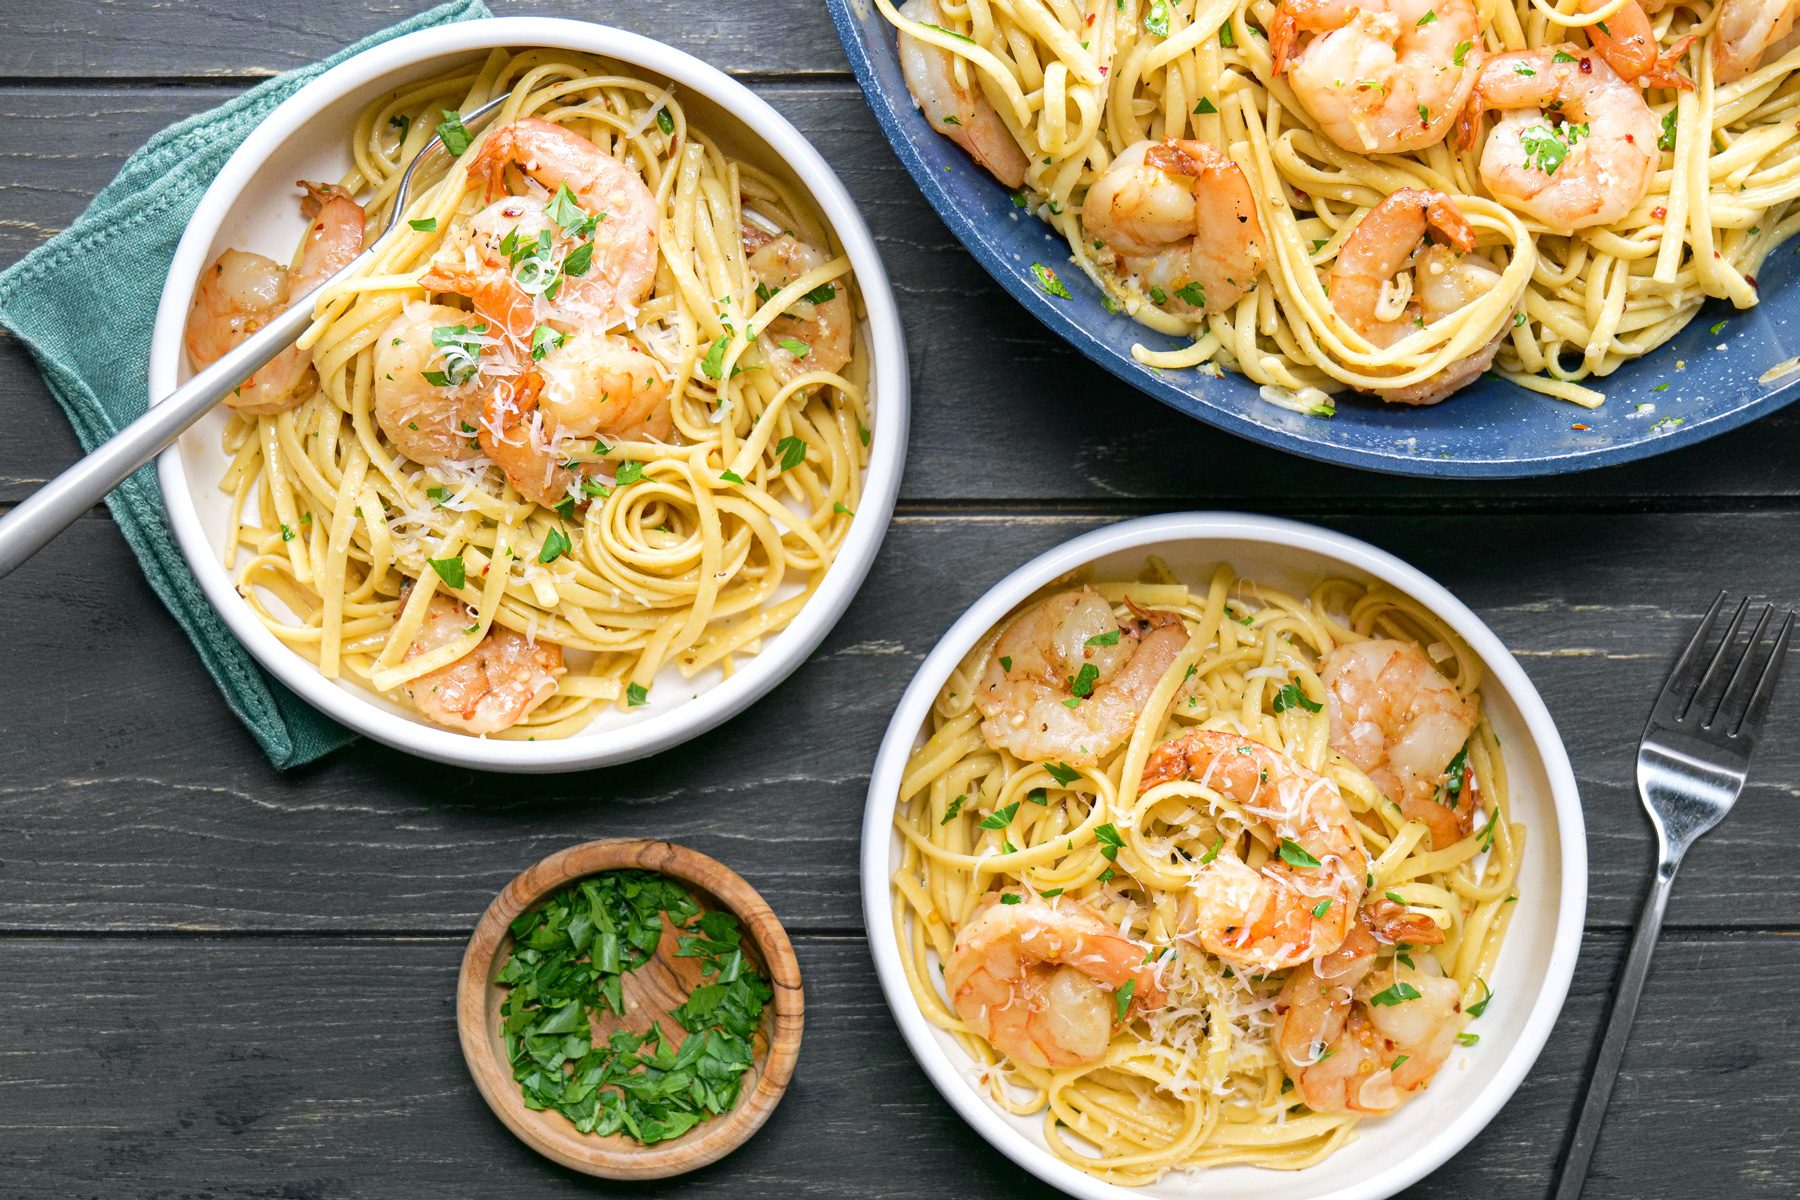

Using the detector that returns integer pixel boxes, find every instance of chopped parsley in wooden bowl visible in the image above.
[458,840,803,1179]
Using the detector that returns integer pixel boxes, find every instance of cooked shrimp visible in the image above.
[1713,0,1800,83]
[1459,47,1660,230]
[372,303,490,469]
[464,116,659,329]
[1271,0,1482,154]
[974,589,1189,765]
[895,0,1030,188]
[1327,189,1504,406]
[480,330,672,507]
[398,586,565,735]
[1144,730,1368,972]
[1273,902,1464,1114]
[1082,139,1266,318]
[185,181,365,415]
[744,222,853,384]
[1321,639,1478,849]
[943,889,1168,1070]
[1584,0,1697,89]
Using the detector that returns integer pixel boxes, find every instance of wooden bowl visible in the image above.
[457,839,804,1178]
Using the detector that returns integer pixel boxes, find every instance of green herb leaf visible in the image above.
[1194,97,1218,115]
[428,555,467,589]
[1046,761,1081,786]
[1468,976,1493,1017]
[777,337,811,357]
[1417,9,1437,24]
[409,217,438,232]
[1278,839,1321,869]
[1114,978,1137,1021]
[719,469,745,485]
[1659,107,1678,151]
[626,682,650,707]
[775,436,807,472]
[941,795,967,824]
[538,527,572,564]
[1455,1031,1481,1046]
[1368,981,1423,1007]
[1069,662,1101,699]
[1031,263,1074,299]
[614,461,646,486]
[562,242,595,278]
[1386,891,1408,905]
[1175,281,1207,308]
[656,107,675,136]
[999,891,1021,903]
[1027,787,1049,805]
[1311,898,1332,918]
[1200,836,1224,864]
[1144,0,1171,38]
[979,802,1020,830]
[1094,823,1123,861]
[700,334,731,379]
[1272,682,1322,713]
[1453,40,1472,67]
[437,110,473,156]
[531,325,567,361]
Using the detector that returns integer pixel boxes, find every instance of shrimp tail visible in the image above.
[1419,191,1477,253]
[1362,898,1446,945]
[1270,6,1302,74]
[1642,32,1699,89]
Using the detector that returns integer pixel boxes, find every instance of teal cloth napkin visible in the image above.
[0,0,490,769]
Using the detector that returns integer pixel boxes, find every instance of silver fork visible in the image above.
[0,95,510,580]
[1552,593,1795,1200]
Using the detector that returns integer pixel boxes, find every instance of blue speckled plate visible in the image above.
[828,0,1800,477]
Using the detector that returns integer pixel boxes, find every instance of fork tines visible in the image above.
[1655,591,1797,742]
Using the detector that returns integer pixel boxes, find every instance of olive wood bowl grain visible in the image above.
[457,839,803,1179]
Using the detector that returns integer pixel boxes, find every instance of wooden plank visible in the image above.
[1,512,1795,934]
[3,85,1799,505]
[0,0,852,81]
[0,930,1790,1198]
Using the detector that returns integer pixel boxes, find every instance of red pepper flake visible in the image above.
[1651,206,1667,220]
[1571,423,1591,431]
[1578,56,1592,73]
[1099,65,1109,75]
[1748,274,1759,288]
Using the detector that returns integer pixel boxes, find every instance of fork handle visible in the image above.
[1551,855,1680,1200]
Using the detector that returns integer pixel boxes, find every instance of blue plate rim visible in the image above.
[826,0,1800,479]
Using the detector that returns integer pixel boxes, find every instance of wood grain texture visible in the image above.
[456,839,803,1179]
[3,85,1800,505]
[0,932,1793,1199]
[1,514,1795,935]
[0,0,852,81]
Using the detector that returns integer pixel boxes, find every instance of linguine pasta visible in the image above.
[891,563,1523,1183]
[876,0,1800,411]
[211,48,870,738]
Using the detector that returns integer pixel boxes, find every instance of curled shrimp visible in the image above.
[974,588,1190,765]
[1274,900,1465,1114]
[895,0,1030,188]
[373,302,491,470]
[1583,0,1697,89]
[185,181,365,415]
[1082,139,1267,318]
[943,889,1168,1070]
[1321,639,1478,850]
[1327,189,1505,406]
[1271,0,1483,154]
[1712,0,1800,84]
[463,116,660,330]
[1458,47,1660,230]
[398,585,565,735]
[743,221,853,384]
[1144,729,1369,973]
[479,330,673,508]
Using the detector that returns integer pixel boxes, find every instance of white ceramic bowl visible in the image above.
[149,17,908,772]
[862,513,1586,1200]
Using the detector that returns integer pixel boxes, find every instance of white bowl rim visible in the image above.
[149,16,910,773]
[859,512,1587,1200]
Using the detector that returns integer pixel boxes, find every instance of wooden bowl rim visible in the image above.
[457,838,804,1179]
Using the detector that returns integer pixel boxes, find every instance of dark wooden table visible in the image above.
[2,3,1796,1197]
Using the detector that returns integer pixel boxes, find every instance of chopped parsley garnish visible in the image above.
[429,322,488,386]
[531,325,566,361]
[1069,663,1102,699]
[626,682,650,707]
[922,22,974,44]
[941,794,966,824]
[389,113,411,140]
[1114,978,1136,1021]
[833,501,854,516]
[1094,823,1124,861]
[1199,837,1224,864]
[1175,281,1207,307]
[1520,121,1589,176]
[538,527,572,564]
[1514,63,1536,77]
[1086,629,1122,648]
[777,337,811,357]
[1219,22,1235,47]
[426,485,451,505]
[802,282,838,305]
[1144,0,1171,38]
[1194,97,1218,115]
[719,470,745,485]
[436,110,473,156]
[1439,743,1470,806]
[1468,976,1493,1017]
[979,802,1021,830]
[1553,49,1576,63]
[1453,41,1472,66]
[1027,787,1048,805]
[614,461,646,486]
[1278,839,1321,868]
[1148,285,1168,305]
[409,217,438,232]
[999,891,1021,903]
[1368,981,1423,1006]
[1710,319,1728,335]
[1031,262,1073,299]
[1272,682,1322,713]
[1456,1032,1481,1046]
[1417,9,1437,23]
[700,335,731,380]
[656,107,675,136]
[1040,887,1064,898]
[428,555,467,589]
[998,656,1013,673]
[1046,761,1081,786]
[495,871,773,1142]
[775,436,807,472]
[562,242,595,277]
[1659,108,1678,151]
[280,523,295,542]
[1311,898,1332,918]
